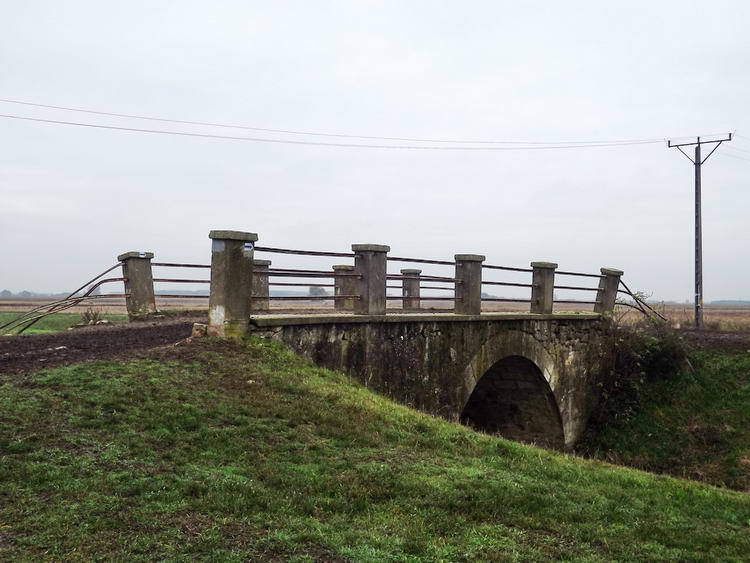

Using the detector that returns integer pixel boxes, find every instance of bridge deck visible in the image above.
[249,311,600,327]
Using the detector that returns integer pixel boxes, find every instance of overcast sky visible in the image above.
[2,1,749,301]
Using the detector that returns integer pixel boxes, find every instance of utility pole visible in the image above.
[667,133,732,329]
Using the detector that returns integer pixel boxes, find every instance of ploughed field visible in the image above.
[4,298,750,331]
[1,329,749,560]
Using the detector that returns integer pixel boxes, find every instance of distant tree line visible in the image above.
[0,289,68,298]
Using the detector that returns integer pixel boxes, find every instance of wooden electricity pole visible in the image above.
[667,134,732,329]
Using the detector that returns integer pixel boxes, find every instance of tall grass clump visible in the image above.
[588,316,688,429]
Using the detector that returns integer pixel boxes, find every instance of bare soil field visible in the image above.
[3,298,749,330]
[615,304,750,331]
[0,316,202,375]
[0,297,207,315]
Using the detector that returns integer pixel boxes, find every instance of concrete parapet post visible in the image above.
[251,259,271,313]
[400,269,422,310]
[530,262,557,314]
[208,229,258,338]
[118,251,156,320]
[594,268,624,314]
[454,254,485,315]
[333,265,357,311]
[352,244,390,315]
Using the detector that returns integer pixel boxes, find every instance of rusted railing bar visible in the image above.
[388,274,459,283]
[0,292,131,334]
[88,277,127,288]
[266,267,360,276]
[553,285,599,292]
[387,296,463,301]
[482,281,534,288]
[482,264,534,273]
[6,293,130,321]
[419,285,455,291]
[554,300,601,304]
[615,301,643,311]
[66,264,122,298]
[266,268,340,274]
[11,264,123,334]
[480,298,534,303]
[152,278,210,283]
[387,256,456,266]
[269,282,335,287]
[257,295,360,300]
[155,294,209,299]
[267,271,359,279]
[152,262,211,269]
[555,270,604,279]
[618,279,668,322]
[254,246,355,258]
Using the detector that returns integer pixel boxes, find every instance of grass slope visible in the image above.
[582,350,750,491]
[1,337,749,561]
[0,312,127,335]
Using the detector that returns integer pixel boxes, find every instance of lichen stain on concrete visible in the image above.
[209,305,225,326]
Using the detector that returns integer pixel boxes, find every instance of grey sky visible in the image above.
[1,0,749,301]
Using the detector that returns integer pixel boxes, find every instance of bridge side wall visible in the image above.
[254,317,612,447]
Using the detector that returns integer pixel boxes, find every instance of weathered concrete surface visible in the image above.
[352,244,389,315]
[250,259,271,313]
[208,230,258,339]
[530,262,557,314]
[333,265,357,311]
[454,255,484,315]
[594,268,624,314]
[118,251,157,320]
[400,269,421,310]
[250,313,613,449]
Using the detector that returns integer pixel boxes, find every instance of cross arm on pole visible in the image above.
[676,146,696,163]
[667,134,732,148]
[700,141,723,164]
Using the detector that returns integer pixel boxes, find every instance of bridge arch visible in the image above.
[459,328,567,448]
[460,355,564,448]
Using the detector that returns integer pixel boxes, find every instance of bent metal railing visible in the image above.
[0,264,129,334]
[1,231,662,335]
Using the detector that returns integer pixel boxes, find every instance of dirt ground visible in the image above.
[3,310,750,378]
[0,316,204,375]
[678,329,750,353]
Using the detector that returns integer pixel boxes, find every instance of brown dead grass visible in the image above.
[4,297,749,330]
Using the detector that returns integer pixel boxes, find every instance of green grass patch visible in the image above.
[1,337,749,561]
[0,312,128,335]
[582,350,750,491]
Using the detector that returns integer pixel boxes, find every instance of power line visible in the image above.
[723,145,750,155]
[0,97,666,146]
[0,113,666,151]
[719,151,750,162]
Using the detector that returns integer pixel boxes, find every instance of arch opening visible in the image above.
[460,355,565,449]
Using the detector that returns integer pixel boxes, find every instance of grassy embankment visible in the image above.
[0,312,127,335]
[2,336,749,561]
[582,348,750,492]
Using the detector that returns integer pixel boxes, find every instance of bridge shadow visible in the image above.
[460,355,565,449]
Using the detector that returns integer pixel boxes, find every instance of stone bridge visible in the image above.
[115,229,627,449]
[250,312,612,449]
